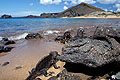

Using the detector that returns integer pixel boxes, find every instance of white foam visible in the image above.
[44,30,60,35]
[8,33,28,40]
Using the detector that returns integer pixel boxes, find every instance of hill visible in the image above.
[40,2,105,18]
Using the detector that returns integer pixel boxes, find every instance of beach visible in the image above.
[0,18,120,80]
[0,39,64,80]
[0,26,97,80]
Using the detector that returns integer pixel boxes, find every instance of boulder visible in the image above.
[1,38,15,45]
[93,26,120,43]
[25,33,43,40]
[48,69,82,80]
[55,31,72,44]
[57,37,120,76]
[0,46,14,53]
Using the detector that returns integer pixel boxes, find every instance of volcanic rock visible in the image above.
[55,31,72,44]
[0,46,14,53]
[48,69,82,80]
[93,26,120,43]
[25,33,43,40]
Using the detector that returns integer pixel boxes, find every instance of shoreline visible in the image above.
[61,16,120,19]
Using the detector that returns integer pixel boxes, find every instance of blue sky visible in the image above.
[0,0,120,16]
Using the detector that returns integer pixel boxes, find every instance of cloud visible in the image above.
[63,6,68,10]
[97,0,117,4]
[115,3,120,12]
[64,1,69,5]
[29,3,33,6]
[40,0,62,5]
[71,0,77,4]
[78,0,96,4]
[64,0,96,4]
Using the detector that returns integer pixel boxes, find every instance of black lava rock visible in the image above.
[25,33,43,40]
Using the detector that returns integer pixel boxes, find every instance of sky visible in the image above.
[0,0,120,17]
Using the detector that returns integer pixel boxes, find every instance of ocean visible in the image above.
[0,18,120,40]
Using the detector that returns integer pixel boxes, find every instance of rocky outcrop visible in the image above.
[48,69,82,80]
[40,3,104,18]
[1,14,12,19]
[57,26,120,76]
[25,33,43,40]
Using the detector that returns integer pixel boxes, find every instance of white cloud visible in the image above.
[29,3,33,6]
[71,1,77,4]
[40,0,62,5]
[63,0,96,4]
[97,0,117,4]
[63,6,68,10]
[78,0,96,4]
[64,1,69,5]
[115,3,120,12]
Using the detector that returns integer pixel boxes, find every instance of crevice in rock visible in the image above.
[64,62,120,76]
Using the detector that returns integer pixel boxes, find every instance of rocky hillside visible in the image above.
[40,2,105,18]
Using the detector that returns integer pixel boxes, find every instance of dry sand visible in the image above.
[62,16,120,19]
[0,40,63,80]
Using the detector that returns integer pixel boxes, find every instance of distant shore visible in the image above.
[62,16,120,19]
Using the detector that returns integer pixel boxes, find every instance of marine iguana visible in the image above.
[26,51,60,80]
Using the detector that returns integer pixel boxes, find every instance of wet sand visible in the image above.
[0,40,63,80]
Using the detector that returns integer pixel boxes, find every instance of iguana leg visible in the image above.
[42,68,48,77]
[53,64,60,69]
[47,72,55,76]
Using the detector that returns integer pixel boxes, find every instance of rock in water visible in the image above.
[55,31,72,44]
[25,33,43,40]
[0,46,14,53]
[93,26,120,43]
[48,69,82,80]
[1,38,15,45]
[26,51,60,80]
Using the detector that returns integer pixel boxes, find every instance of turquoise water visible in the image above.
[0,18,120,37]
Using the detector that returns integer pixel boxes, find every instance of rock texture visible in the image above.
[1,38,15,45]
[40,3,104,18]
[48,69,82,80]
[93,26,120,43]
[57,26,120,76]
[55,31,72,44]
[25,33,43,40]
[0,46,14,53]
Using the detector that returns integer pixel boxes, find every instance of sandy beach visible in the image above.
[62,16,120,19]
[0,39,64,80]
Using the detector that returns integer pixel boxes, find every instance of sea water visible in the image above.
[0,18,120,40]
